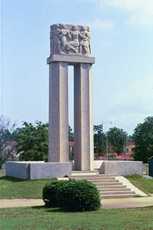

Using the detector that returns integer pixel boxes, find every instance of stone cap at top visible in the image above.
[47,24,95,64]
[50,24,91,56]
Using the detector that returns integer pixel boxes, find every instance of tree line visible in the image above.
[1,115,153,167]
[94,124,128,158]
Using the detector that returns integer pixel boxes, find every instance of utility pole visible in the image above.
[106,133,109,160]
[0,0,4,115]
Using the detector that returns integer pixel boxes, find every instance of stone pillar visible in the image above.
[47,24,95,171]
[48,62,69,162]
[74,63,94,171]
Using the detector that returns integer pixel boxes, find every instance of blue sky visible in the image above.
[0,0,153,134]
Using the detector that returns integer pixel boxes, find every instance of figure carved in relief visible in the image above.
[56,25,70,54]
[69,26,79,53]
[52,24,91,55]
[56,25,79,54]
[79,27,91,55]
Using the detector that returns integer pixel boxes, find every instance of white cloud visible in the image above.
[99,0,153,25]
[90,19,114,29]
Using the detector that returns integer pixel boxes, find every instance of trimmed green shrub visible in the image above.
[42,179,69,208]
[60,179,101,211]
[42,179,101,211]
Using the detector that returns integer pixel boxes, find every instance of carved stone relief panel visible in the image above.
[50,24,91,56]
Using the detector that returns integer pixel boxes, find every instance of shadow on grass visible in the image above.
[0,176,27,182]
[32,206,99,214]
[32,205,46,209]
[0,176,56,183]
[32,206,64,213]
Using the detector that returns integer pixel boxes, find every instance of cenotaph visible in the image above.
[47,24,95,171]
[5,24,144,179]
[5,24,95,179]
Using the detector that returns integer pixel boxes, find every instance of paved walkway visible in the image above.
[102,197,153,209]
[0,199,43,209]
[1,197,153,209]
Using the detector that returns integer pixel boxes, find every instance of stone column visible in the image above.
[48,62,69,162]
[74,63,94,171]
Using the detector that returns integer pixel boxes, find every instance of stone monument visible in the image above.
[47,24,95,171]
[5,24,95,179]
[5,24,144,179]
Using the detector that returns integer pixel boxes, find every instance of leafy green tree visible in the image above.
[68,126,74,160]
[69,126,74,141]
[133,117,153,163]
[0,116,16,168]
[14,122,48,161]
[94,124,106,157]
[107,127,127,153]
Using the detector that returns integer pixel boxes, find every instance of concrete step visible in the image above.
[70,175,136,199]
[86,178,116,182]
[91,181,123,185]
[101,191,135,195]
[70,176,115,180]
[73,180,117,184]
[70,179,118,183]
[97,186,131,192]
[102,193,136,199]
[96,185,127,189]
[71,171,99,176]
[87,180,117,184]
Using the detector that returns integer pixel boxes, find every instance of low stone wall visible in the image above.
[6,160,143,178]
[93,160,104,170]
[5,161,72,179]
[99,160,143,176]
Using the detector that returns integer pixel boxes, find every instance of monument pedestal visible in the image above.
[5,161,72,179]
[94,160,144,176]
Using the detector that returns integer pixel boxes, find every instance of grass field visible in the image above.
[0,169,5,177]
[0,170,51,198]
[0,176,51,198]
[1,171,153,229]
[1,170,153,199]
[1,206,153,230]
[127,175,153,194]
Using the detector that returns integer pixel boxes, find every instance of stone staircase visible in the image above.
[70,175,136,199]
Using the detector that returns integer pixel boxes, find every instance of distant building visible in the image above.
[69,141,74,154]
[126,140,135,156]
[2,140,17,160]
[96,140,135,161]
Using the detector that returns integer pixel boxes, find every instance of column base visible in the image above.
[71,170,99,176]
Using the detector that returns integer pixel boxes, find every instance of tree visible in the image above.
[14,122,48,161]
[69,126,74,141]
[68,126,74,160]
[133,116,153,163]
[107,127,127,154]
[94,124,106,157]
[0,116,16,168]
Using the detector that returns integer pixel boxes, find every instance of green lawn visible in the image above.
[1,206,153,230]
[1,168,153,199]
[0,169,5,177]
[1,173,153,199]
[0,176,50,199]
[127,175,153,194]
[0,168,52,198]
[1,173,153,229]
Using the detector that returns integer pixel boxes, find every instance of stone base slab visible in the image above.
[99,160,143,176]
[5,161,72,179]
[47,54,95,64]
